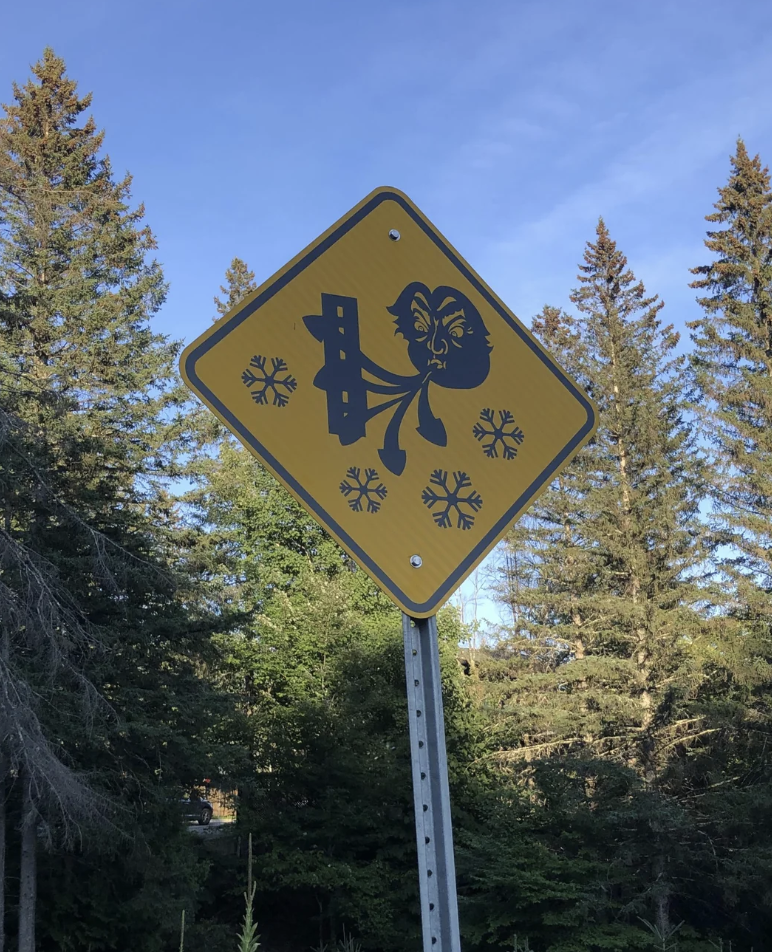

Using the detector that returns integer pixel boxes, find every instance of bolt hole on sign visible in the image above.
[180,188,597,617]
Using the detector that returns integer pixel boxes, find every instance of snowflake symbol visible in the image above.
[241,356,297,407]
[421,470,483,530]
[472,408,524,459]
[339,467,388,513]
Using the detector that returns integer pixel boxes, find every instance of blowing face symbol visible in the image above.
[304,283,492,476]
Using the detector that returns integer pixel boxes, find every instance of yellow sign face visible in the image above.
[180,188,596,617]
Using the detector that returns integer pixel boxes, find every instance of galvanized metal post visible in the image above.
[403,613,462,952]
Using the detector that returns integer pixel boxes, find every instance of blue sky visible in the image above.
[3,0,772,626]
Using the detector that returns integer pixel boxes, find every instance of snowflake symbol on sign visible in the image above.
[339,467,388,513]
[241,356,298,407]
[472,408,524,459]
[421,470,483,530]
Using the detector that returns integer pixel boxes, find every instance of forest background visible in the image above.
[2,4,772,951]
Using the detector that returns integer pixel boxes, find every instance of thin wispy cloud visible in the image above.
[452,44,772,329]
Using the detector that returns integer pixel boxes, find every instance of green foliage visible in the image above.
[312,927,364,952]
[689,139,772,588]
[0,48,239,951]
[639,916,683,951]
[215,258,258,319]
[0,47,179,465]
[494,221,709,778]
[237,835,260,952]
[184,414,484,951]
[3,49,772,952]
[483,217,772,948]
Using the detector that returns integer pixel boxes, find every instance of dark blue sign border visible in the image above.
[184,189,596,616]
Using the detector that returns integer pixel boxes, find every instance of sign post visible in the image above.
[403,613,461,952]
[180,186,597,950]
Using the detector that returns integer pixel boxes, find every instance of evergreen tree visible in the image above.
[688,138,772,614]
[185,257,258,459]
[0,48,180,469]
[214,258,257,319]
[488,221,715,945]
[685,137,772,946]
[504,220,708,782]
[0,49,230,948]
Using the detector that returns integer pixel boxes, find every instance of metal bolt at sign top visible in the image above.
[388,229,401,241]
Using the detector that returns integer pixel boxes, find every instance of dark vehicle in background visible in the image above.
[179,793,213,825]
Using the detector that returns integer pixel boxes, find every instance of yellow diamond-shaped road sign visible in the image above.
[180,187,597,618]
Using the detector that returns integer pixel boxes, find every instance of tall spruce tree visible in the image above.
[689,139,772,610]
[214,258,257,319]
[0,49,226,948]
[488,222,714,945]
[686,139,772,944]
[185,257,258,460]
[0,48,180,463]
